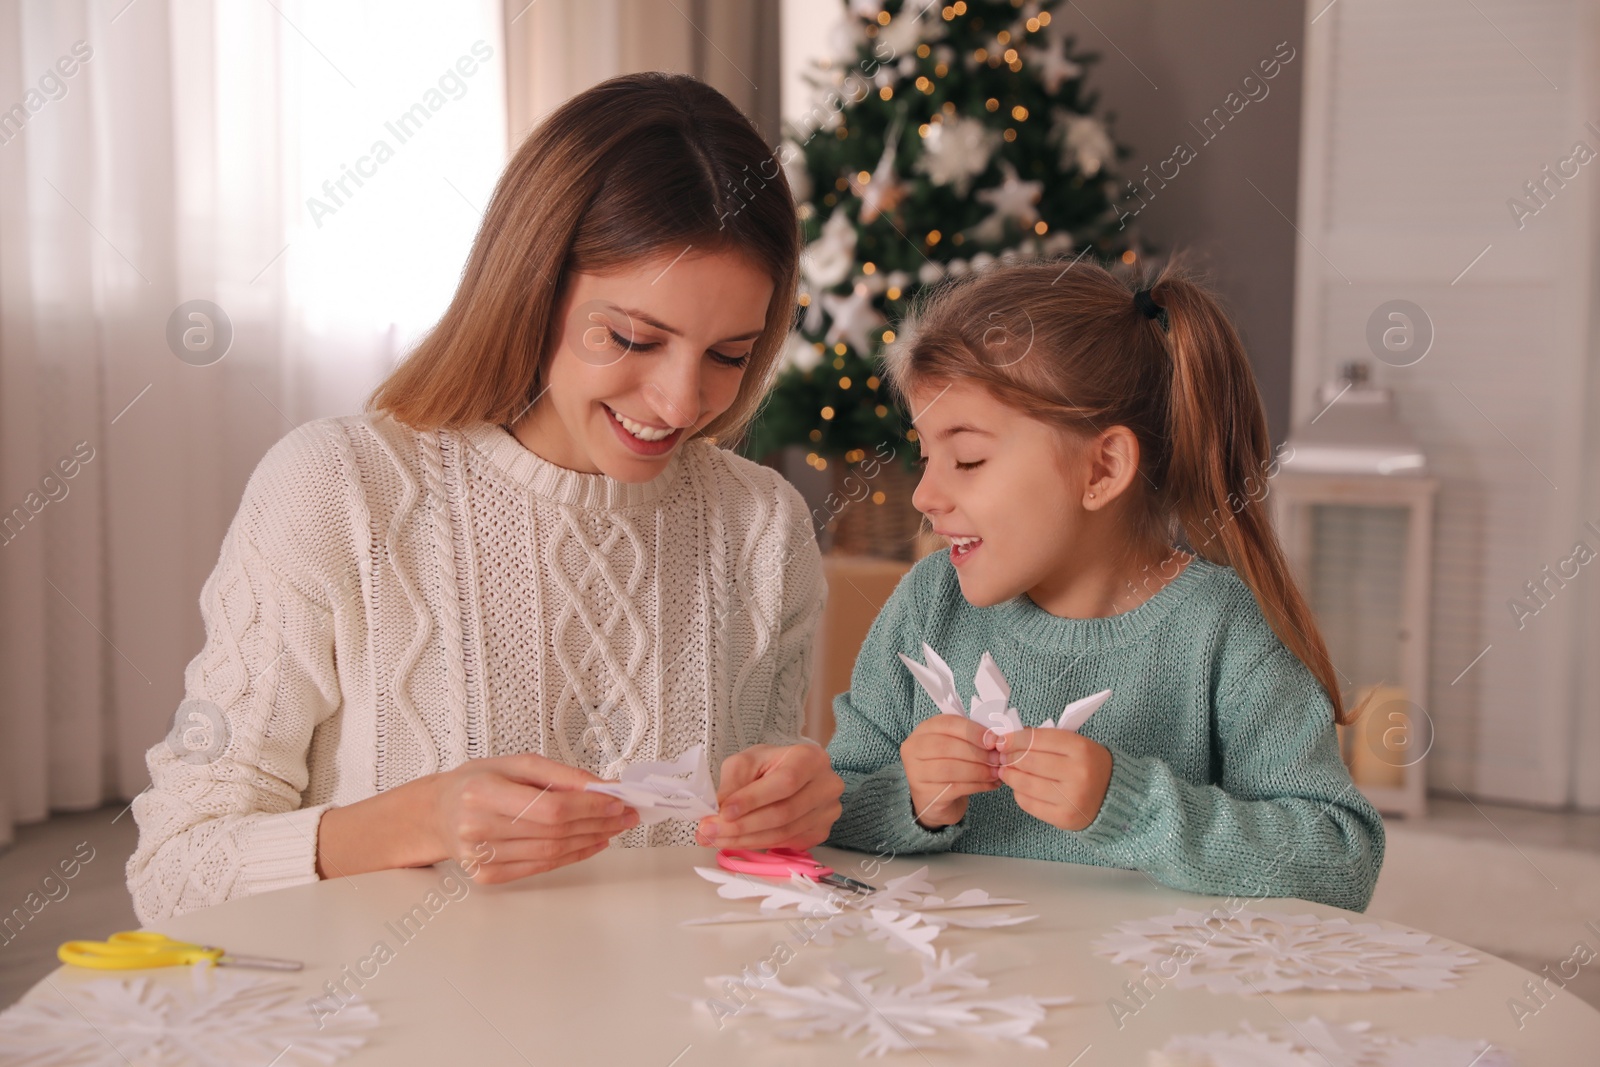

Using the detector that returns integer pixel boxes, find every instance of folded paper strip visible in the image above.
[584,744,719,825]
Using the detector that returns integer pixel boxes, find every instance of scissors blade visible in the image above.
[218,953,303,971]
[818,872,878,896]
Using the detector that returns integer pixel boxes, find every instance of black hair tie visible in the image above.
[1133,288,1168,331]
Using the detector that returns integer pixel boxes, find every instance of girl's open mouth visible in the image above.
[949,535,983,566]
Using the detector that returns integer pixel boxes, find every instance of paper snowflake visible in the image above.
[703,950,1071,1058]
[1095,909,1479,994]
[686,864,1036,957]
[898,643,1110,734]
[1151,1015,1514,1067]
[0,967,377,1066]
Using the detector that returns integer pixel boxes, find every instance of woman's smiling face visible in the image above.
[513,247,774,481]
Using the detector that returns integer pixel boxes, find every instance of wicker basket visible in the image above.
[824,457,924,560]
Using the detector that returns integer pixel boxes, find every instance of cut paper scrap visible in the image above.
[701,950,1072,1058]
[584,743,718,825]
[0,967,378,1066]
[1150,1015,1515,1067]
[1095,908,1479,994]
[686,865,1037,957]
[897,643,1110,735]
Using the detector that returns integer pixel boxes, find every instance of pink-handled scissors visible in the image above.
[716,847,877,896]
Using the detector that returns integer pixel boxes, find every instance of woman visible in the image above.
[127,73,840,924]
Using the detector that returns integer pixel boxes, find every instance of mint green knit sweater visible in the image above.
[825,552,1385,912]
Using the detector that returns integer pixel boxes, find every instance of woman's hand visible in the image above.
[900,715,1004,829]
[695,743,844,850]
[428,754,640,884]
[994,729,1114,832]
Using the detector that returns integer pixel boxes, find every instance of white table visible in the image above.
[25,847,1600,1063]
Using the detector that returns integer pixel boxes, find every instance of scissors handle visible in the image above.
[716,846,834,879]
[58,932,221,970]
[57,930,301,971]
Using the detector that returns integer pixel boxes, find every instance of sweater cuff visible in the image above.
[829,764,967,856]
[236,804,332,897]
[1075,748,1155,847]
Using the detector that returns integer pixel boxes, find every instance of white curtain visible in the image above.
[0,0,506,844]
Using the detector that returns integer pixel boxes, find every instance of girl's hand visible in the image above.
[696,743,844,850]
[429,754,641,884]
[994,730,1114,832]
[900,716,1004,830]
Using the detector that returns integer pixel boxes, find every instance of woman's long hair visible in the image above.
[369,72,800,448]
[886,258,1352,724]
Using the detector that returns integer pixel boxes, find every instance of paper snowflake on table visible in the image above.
[703,950,1071,1058]
[686,864,1035,957]
[1151,1015,1514,1067]
[1095,909,1479,994]
[0,968,377,1066]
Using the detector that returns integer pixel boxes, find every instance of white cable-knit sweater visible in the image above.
[126,414,824,924]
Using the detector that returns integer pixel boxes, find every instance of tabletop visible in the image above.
[22,846,1600,1064]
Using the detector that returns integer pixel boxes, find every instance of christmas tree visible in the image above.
[743,0,1143,483]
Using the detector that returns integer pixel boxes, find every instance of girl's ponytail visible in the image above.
[1150,272,1352,725]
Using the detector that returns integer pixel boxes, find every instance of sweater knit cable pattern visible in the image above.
[127,414,824,924]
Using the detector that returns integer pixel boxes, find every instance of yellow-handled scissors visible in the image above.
[58,931,302,971]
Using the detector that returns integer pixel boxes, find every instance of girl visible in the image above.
[825,259,1384,911]
[127,73,842,924]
